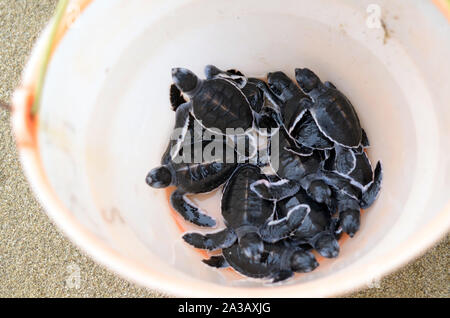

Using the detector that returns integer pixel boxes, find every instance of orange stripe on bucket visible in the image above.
[51,0,93,54]
[432,0,450,22]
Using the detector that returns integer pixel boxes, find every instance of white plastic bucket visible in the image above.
[12,0,450,297]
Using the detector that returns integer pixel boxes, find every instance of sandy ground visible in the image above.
[0,0,448,297]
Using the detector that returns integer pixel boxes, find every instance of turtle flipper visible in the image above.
[289,109,334,150]
[182,228,237,251]
[169,84,187,111]
[226,69,244,76]
[245,83,265,113]
[349,152,373,187]
[204,65,247,88]
[361,129,370,147]
[170,102,192,160]
[311,232,339,258]
[170,189,216,227]
[339,209,360,237]
[320,170,362,200]
[324,81,337,89]
[250,179,301,201]
[249,78,284,110]
[361,161,383,209]
[202,255,229,268]
[334,144,357,175]
[260,204,310,243]
[254,106,282,135]
[204,65,223,79]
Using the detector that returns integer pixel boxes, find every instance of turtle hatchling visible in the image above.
[250,127,361,208]
[253,71,334,152]
[203,241,318,283]
[294,68,362,148]
[277,188,340,258]
[182,164,310,261]
[204,65,280,135]
[145,64,384,283]
[170,67,255,157]
[146,140,239,227]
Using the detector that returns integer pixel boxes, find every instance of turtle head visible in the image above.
[314,234,340,258]
[339,209,360,238]
[295,68,321,93]
[146,166,172,188]
[172,68,200,96]
[267,71,295,101]
[290,250,319,273]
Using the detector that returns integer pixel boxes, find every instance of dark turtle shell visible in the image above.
[160,114,207,165]
[171,155,238,193]
[221,165,274,229]
[271,128,321,181]
[290,110,334,149]
[348,152,373,187]
[323,148,373,188]
[192,79,253,133]
[277,189,332,242]
[241,81,264,113]
[223,242,298,280]
[266,71,308,130]
[312,89,362,147]
[222,244,274,279]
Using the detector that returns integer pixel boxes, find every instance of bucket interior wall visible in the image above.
[38,0,450,289]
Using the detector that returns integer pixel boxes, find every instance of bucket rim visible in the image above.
[10,0,450,297]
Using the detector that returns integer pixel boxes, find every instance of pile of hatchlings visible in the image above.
[146,65,382,283]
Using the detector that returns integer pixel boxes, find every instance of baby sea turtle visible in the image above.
[170,67,255,157]
[204,65,264,113]
[202,65,281,161]
[183,165,310,260]
[294,68,362,148]
[203,241,318,283]
[322,157,382,237]
[253,72,333,151]
[289,110,334,150]
[277,188,340,258]
[204,65,280,134]
[293,69,367,175]
[324,147,374,189]
[359,161,383,209]
[257,71,366,175]
[322,129,383,202]
[250,127,361,208]
[326,160,383,236]
[169,80,259,162]
[146,140,239,227]
[322,127,370,176]
[252,72,307,133]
